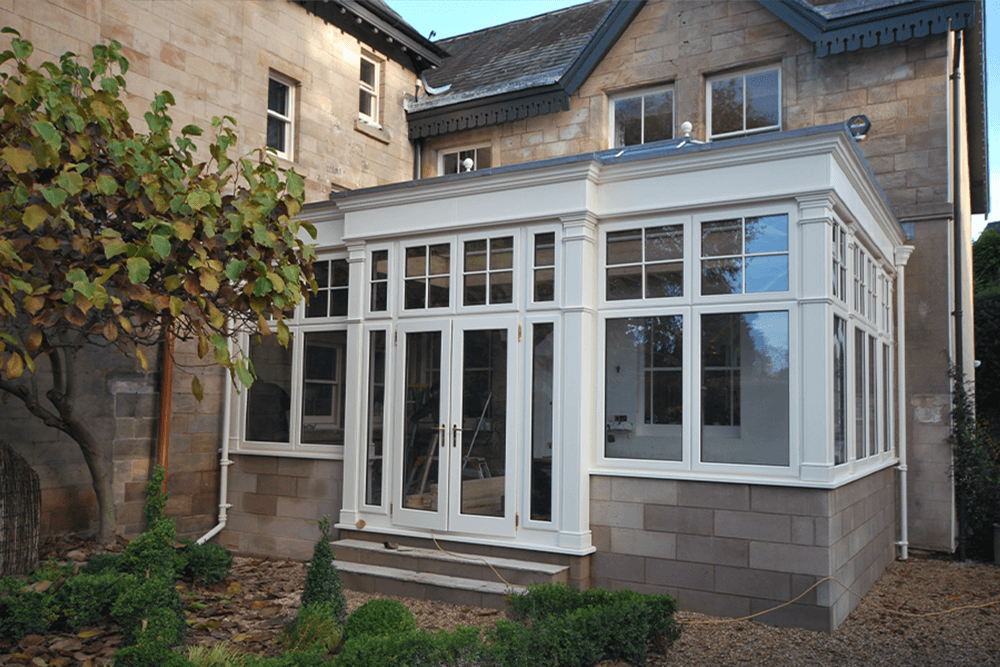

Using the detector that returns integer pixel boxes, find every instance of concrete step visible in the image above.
[335,560,523,609]
[332,538,569,587]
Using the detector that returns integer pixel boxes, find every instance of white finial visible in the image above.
[681,121,692,137]
[462,157,475,172]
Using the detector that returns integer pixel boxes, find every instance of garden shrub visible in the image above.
[58,570,136,630]
[278,602,342,653]
[300,515,345,622]
[334,626,491,667]
[0,576,57,640]
[186,643,254,667]
[343,598,416,640]
[177,538,233,584]
[82,553,126,575]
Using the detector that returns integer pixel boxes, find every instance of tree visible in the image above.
[0,30,316,543]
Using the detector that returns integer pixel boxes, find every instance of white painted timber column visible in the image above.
[894,245,914,559]
[797,194,837,482]
[558,211,598,552]
[339,242,367,529]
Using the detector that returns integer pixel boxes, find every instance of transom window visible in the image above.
[463,236,513,306]
[267,72,295,160]
[442,147,492,174]
[701,215,788,295]
[606,224,683,300]
[359,55,379,123]
[370,250,388,312]
[611,86,674,147]
[306,259,348,318]
[404,243,450,309]
[708,67,780,140]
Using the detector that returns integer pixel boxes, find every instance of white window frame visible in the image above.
[609,84,675,148]
[706,65,781,141]
[267,71,295,161]
[359,53,380,125]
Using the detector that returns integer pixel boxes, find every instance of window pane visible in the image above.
[246,335,292,443]
[490,237,514,270]
[855,328,866,459]
[745,215,788,254]
[476,147,492,169]
[605,316,683,461]
[464,273,487,306]
[701,312,789,466]
[405,247,425,277]
[645,262,683,298]
[607,265,642,300]
[365,331,386,506]
[360,59,376,87]
[313,261,330,288]
[711,76,743,136]
[869,335,877,457]
[531,323,554,521]
[302,331,347,445]
[465,240,487,272]
[702,219,742,256]
[371,283,387,311]
[429,244,450,275]
[746,69,779,130]
[306,291,328,318]
[331,289,348,317]
[614,96,642,147]
[359,90,373,117]
[646,225,683,262]
[701,258,742,294]
[490,271,513,304]
[834,317,847,465]
[535,233,555,267]
[643,90,673,143]
[534,268,555,302]
[429,276,449,307]
[372,250,388,280]
[607,229,642,265]
[267,116,285,153]
[404,278,426,309]
[443,152,459,174]
[268,78,288,113]
[745,255,788,292]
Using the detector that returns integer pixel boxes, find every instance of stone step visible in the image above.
[335,560,523,609]
[331,538,569,588]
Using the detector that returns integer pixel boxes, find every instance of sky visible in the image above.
[387,0,998,238]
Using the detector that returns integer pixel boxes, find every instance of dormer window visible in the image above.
[611,86,674,147]
[707,67,780,140]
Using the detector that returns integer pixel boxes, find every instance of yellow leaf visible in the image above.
[191,375,203,402]
[26,330,42,351]
[231,634,253,643]
[2,146,35,173]
[136,347,148,372]
[6,352,24,379]
[169,296,183,317]
[22,205,47,231]
[119,315,134,334]
[77,629,102,638]
[209,303,224,330]
[174,220,194,240]
[200,272,219,293]
[23,295,44,315]
[226,581,242,596]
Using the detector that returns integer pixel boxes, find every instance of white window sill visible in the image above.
[355,118,391,144]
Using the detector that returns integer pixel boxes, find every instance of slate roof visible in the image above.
[412,1,615,112]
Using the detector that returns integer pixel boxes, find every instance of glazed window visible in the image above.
[701,215,788,295]
[300,331,347,445]
[267,73,295,160]
[370,250,388,312]
[533,232,556,302]
[606,224,684,300]
[245,335,293,444]
[832,224,847,301]
[359,55,380,123]
[708,67,780,140]
[605,315,684,461]
[442,147,492,174]
[404,243,450,309]
[701,311,789,466]
[611,86,673,147]
[463,236,513,306]
[306,259,349,318]
[834,316,848,465]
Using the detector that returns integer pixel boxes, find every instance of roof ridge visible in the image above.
[435,0,609,44]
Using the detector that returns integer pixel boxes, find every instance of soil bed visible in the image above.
[2,539,998,666]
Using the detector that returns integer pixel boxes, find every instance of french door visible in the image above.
[392,317,518,537]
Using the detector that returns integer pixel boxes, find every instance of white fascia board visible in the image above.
[298,203,346,250]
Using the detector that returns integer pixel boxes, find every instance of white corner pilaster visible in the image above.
[340,242,367,527]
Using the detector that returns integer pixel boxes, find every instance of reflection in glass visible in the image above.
[531,323,554,521]
[402,332,441,512]
[246,335,293,443]
[605,316,683,461]
[711,76,742,136]
[371,250,388,312]
[614,96,642,147]
[855,327,866,459]
[365,331,386,506]
[746,69,780,130]
[460,329,507,517]
[834,317,847,465]
[301,331,347,445]
[746,255,788,292]
[701,312,789,466]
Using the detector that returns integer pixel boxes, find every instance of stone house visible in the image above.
[1,0,988,633]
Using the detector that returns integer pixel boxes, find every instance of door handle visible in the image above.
[438,423,446,447]
[452,424,462,447]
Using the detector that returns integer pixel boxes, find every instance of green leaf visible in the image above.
[235,359,253,387]
[181,124,203,136]
[42,187,69,208]
[31,120,61,151]
[285,171,304,199]
[66,268,87,283]
[187,190,211,211]
[56,171,84,195]
[252,277,272,297]
[95,174,118,195]
[104,239,128,258]
[144,111,163,133]
[150,234,172,259]
[2,147,34,173]
[22,205,47,231]
[126,256,150,284]
[224,259,247,282]
[100,76,119,95]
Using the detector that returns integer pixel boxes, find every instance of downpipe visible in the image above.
[197,370,234,545]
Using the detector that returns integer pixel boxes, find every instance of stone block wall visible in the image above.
[219,455,343,560]
[0,0,418,201]
[590,469,896,632]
